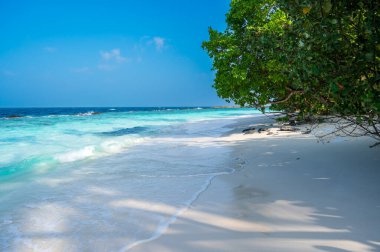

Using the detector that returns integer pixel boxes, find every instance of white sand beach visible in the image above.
[2,0,379,250]
[129,116,380,252]
[1,115,379,252]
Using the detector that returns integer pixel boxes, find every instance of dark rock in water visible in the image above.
[243,127,261,134]
[243,125,271,134]
[243,130,256,134]
[99,126,148,136]
[258,128,267,133]
[242,127,255,133]
[6,115,23,118]
[92,111,102,115]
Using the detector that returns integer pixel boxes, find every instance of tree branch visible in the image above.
[269,90,304,105]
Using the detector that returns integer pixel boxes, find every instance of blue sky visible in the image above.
[0,0,230,107]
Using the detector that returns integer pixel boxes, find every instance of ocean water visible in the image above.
[0,107,260,251]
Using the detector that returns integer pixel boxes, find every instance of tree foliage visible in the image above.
[203,0,380,139]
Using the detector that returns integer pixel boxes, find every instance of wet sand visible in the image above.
[129,117,380,252]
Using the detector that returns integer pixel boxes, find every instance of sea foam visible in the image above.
[55,146,96,163]
[0,107,260,251]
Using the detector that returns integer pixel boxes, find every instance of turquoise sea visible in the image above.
[0,107,260,179]
[0,107,260,251]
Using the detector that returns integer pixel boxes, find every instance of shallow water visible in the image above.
[0,107,260,251]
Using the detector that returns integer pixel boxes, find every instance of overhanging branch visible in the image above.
[269,90,304,105]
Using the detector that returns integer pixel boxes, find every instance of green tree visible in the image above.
[203,0,380,142]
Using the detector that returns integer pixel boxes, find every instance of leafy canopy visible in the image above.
[203,0,380,125]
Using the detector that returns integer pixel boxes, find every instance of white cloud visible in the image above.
[44,47,56,53]
[100,48,127,63]
[153,37,165,51]
[143,36,167,51]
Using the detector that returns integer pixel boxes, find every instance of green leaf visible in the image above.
[322,0,332,14]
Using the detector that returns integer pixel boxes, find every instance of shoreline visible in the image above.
[1,113,379,251]
[129,116,380,252]
[0,112,259,251]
